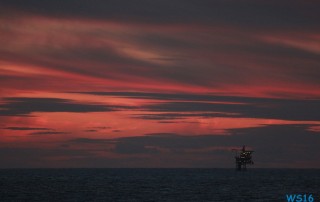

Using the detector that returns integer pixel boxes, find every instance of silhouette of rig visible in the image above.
[233,146,254,171]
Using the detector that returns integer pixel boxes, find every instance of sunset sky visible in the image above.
[1,0,320,168]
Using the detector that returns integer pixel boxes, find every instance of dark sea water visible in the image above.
[0,169,319,202]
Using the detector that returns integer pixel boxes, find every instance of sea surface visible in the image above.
[0,168,319,201]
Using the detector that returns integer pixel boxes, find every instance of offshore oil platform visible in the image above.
[233,146,254,171]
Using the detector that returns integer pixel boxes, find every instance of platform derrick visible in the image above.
[233,145,254,171]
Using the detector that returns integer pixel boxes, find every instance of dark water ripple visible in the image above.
[0,169,319,202]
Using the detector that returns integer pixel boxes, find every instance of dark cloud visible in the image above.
[76,91,319,102]
[84,129,98,133]
[84,127,111,132]
[0,97,135,116]
[90,127,110,129]
[76,92,320,121]
[1,0,319,28]
[3,127,52,130]
[111,133,229,155]
[132,112,240,120]
[158,121,180,124]
[63,125,320,168]
[118,125,319,167]
[29,131,69,135]
[114,142,159,155]
[0,147,95,168]
[69,138,113,144]
[86,126,111,131]
[143,100,320,121]
[1,125,319,168]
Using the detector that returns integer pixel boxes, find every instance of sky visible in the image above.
[0,0,320,168]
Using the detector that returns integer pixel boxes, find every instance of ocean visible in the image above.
[0,169,319,201]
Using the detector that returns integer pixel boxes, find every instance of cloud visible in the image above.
[143,100,320,121]
[84,129,98,133]
[1,0,319,29]
[132,112,239,120]
[84,126,111,133]
[29,131,69,135]
[0,97,134,116]
[1,124,319,168]
[76,91,319,103]
[1,6,319,97]
[64,124,320,168]
[120,125,320,167]
[0,0,320,96]
[0,147,94,168]
[76,92,320,121]
[110,133,231,155]
[69,138,113,144]
[84,127,111,132]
